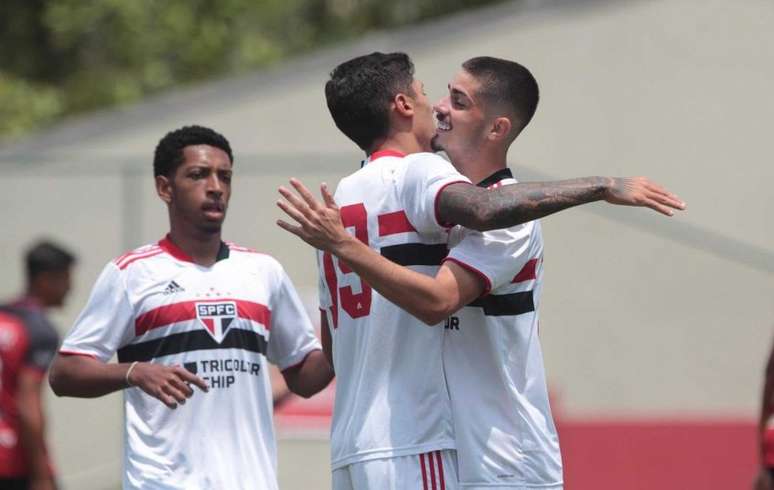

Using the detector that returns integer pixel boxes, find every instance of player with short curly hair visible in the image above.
[50,125,333,490]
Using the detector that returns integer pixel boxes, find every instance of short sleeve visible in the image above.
[444,222,536,294]
[60,262,134,362]
[399,153,471,233]
[267,266,322,370]
[22,313,59,373]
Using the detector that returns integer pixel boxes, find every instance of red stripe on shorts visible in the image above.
[429,451,437,489]
[435,450,445,490]
[420,453,429,490]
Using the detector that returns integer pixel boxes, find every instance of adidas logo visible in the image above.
[162,281,185,295]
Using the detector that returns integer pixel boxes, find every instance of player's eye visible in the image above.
[219,172,232,184]
[190,169,208,179]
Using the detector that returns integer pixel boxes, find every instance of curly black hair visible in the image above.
[153,125,234,177]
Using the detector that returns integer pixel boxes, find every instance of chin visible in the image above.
[198,222,223,235]
[430,135,445,153]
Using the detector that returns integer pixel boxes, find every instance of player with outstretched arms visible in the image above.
[277,52,684,490]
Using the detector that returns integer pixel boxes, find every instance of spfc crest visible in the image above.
[196,301,237,343]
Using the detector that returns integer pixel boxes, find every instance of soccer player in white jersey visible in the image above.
[48,125,334,490]
[276,52,684,490]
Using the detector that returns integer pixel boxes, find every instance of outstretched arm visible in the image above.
[438,176,685,231]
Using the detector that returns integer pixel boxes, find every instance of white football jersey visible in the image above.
[60,237,321,490]
[318,150,471,469]
[443,170,563,489]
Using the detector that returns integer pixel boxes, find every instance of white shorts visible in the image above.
[332,449,458,490]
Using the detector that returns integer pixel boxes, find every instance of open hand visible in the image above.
[128,362,208,409]
[276,178,352,253]
[604,177,686,216]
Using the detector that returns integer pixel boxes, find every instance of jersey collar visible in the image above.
[8,295,43,311]
[158,235,230,264]
[477,168,513,188]
[361,149,406,168]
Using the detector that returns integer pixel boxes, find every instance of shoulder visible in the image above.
[225,242,284,271]
[401,153,464,183]
[0,309,25,333]
[7,308,59,347]
[336,167,371,192]
[112,243,164,270]
[403,152,458,170]
[404,152,447,163]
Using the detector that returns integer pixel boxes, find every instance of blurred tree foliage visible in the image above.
[0,0,505,140]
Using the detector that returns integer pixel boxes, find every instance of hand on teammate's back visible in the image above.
[128,363,209,409]
[603,176,686,216]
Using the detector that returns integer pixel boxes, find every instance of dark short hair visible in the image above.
[462,57,539,135]
[325,52,416,152]
[25,241,76,280]
[153,125,234,177]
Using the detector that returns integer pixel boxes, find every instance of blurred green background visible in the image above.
[0,0,505,139]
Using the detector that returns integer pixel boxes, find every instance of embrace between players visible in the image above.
[49,53,685,490]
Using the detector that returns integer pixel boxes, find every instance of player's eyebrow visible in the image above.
[449,85,470,102]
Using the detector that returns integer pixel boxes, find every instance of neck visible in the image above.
[450,144,508,184]
[167,222,222,266]
[370,131,427,156]
[20,288,45,308]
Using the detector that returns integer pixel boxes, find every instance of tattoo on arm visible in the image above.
[438,177,612,231]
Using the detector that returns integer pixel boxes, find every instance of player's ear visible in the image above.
[156,175,173,204]
[393,92,414,117]
[488,116,512,142]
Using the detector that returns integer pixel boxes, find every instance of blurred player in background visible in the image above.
[755,336,774,490]
[0,241,76,490]
[276,52,684,489]
[48,125,333,490]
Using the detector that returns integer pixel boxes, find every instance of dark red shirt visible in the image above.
[0,304,59,477]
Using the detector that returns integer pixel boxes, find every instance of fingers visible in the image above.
[175,366,208,392]
[276,219,306,239]
[157,390,180,409]
[321,183,337,208]
[643,198,675,216]
[162,383,189,406]
[278,186,311,217]
[171,377,195,398]
[276,198,312,228]
[289,178,322,211]
[641,178,686,210]
[652,192,685,210]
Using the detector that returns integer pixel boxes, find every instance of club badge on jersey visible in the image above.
[196,301,237,343]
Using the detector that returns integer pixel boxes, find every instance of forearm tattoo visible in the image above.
[438,177,613,231]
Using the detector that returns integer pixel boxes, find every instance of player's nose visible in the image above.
[206,173,224,191]
[433,97,450,116]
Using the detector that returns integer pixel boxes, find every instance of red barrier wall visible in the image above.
[277,395,758,488]
[558,420,757,489]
